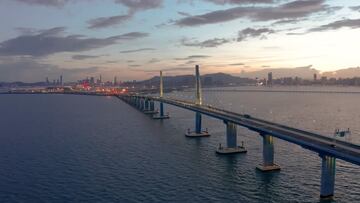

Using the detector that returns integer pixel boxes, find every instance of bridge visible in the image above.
[119,65,360,200]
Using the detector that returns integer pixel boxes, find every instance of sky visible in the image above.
[0,0,360,82]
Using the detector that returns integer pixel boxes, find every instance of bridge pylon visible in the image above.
[185,65,210,137]
[216,121,247,154]
[256,134,281,171]
[153,71,170,119]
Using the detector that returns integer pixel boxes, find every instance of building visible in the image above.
[267,72,273,87]
[114,76,117,86]
[60,75,63,86]
[90,77,95,86]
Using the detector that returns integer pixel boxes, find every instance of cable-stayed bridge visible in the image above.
[119,65,360,200]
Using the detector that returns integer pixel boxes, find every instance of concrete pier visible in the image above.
[153,102,170,119]
[320,154,336,199]
[256,134,281,171]
[139,99,144,111]
[216,121,247,154]
[136,97,140,108]
[144,99,149,111]
[185,112,210,137]
[144,100,158,115]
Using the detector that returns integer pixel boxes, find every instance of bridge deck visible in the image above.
[132,96,360,166]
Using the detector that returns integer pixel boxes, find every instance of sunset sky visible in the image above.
[0,0,360,82]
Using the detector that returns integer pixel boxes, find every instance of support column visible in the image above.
[195,112,202,134]
[227,121,237,148]
[153,101,169,119]
[153,71,169,119]
[139,99,144,110]
[160,102,164,117]
[185,65,210,137]
[135,97,140,108]
[256,134,281,171]
[320,154,336,199]
[144,99,149,111]
[150,101,155,111]
[143,99,158,115]
[216,121,247,154]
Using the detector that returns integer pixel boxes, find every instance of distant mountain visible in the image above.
[237,65,319,79]
[322,67,360,78]
[237,66,360,79]
[134,72,255,87]
[0,81,47,87]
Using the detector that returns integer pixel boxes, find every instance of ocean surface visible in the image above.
[0,87,359,202]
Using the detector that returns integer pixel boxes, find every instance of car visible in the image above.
[244,114,251,119]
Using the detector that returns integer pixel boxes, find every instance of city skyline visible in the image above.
[1,0,360,82]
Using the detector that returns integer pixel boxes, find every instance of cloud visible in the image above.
[13,0,72,7]
[87,14,132,29]
[178,11,191,17]
[120,48,155,53]
[349,6,360,12]
[129,64,141,67]
[272,18,303,25]
[185,60,197,64]
[0,57,100,82]
[181,37,231,48]
[105,60,119,64]
[308,18,360,32]
[13,0,163,10]
[175,55,211,60]
[237,27,275,41]
[148,58,160,63]
[13,0,163,29]
[229,63,245,66]
[114,0,163,12]
[87,0,164,29]
[176,0,329,26]
[204,0,274,5]
[72,55,102,60]
[0,27,148,57]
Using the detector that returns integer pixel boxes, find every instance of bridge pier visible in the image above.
[153,102,170,119]
[144,100,158,115]
[139,99,144,110]
[135,97,140,108]
[256,134,281,172]
[185,112,210,137]
[132,97,137,107]
[216,121,247,154]
[185,65,209,137]
[144,99,149,111]
[319,154,336,200]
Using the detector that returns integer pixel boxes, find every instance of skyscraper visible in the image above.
[90,77,95,85]
[114,76,117,86]
[60,75,63,86]
[267,72,273,87]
